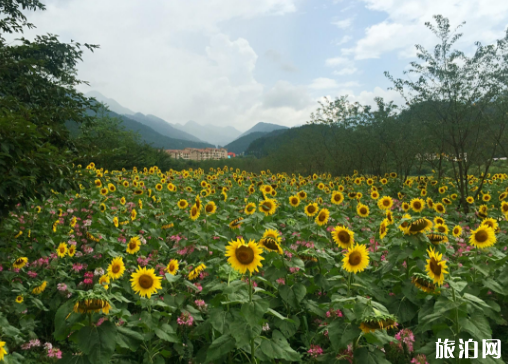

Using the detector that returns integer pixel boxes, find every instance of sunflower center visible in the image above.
[318,213,326,221]
[349,251,362,266]
[475,230,489,243]
[429,258,442,276]
[409,219,427,232]
[360,207,367,214]
[206,205,213,213]
[437,226,446,233]
[112,264,121,273]
[308,206,316,214]
[169,263,175,271]
[338,231,351,244]
[59,247,65,253]
[437,206,444,212]
[138,274,154,289]
[15,258,23,265]
[292,198,298,204]
[413,202,421,209]
[383,200,390,206]
[129,242,137,250]
[235,246,255,265]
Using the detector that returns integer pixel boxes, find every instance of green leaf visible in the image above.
[279,283,306,308]
[206,334,236,362]
[260,330,301,362]
[154,327,180,343]
[354,347,391,364]
[165,273,181,283]
[76,321,117,364]
[459,315,492,341]
[208,308,228,334]
[483,278,505,295]
[241,300,269,326]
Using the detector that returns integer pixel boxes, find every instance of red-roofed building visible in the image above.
[165,148,228,161]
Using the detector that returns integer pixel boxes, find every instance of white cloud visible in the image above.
[8,0,309,129]
[325,56,358,76]
[346,0,508,60]
[263,81,314,110]
[333,35,352,45]
[332,17,353,29]
[332,67,358,75]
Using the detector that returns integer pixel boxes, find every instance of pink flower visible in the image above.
[276,278,286,285]
[177,312,194,327]
[411,354,429,364]
[57,283,68,291]
[289,267,300,274]
[27,270,37,278]
[47,347,62,359]
[83,278,93,285]
[307,344,323,358]
[393,328,415,352]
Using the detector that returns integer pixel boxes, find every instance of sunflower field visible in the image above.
[1,164,507,364]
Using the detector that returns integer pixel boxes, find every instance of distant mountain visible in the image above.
[238,122,288,138]
[224,132,267,155]
[72,105,215,150]
[128,113,202,142]
[86,91,135,116]
[174,120,242,147]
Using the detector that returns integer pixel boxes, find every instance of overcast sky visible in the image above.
[15,0,508,130]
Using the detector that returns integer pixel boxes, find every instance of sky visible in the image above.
[14,0,508,131]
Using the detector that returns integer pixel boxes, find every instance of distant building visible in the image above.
[228,152,236,158]
[165,148,228,161]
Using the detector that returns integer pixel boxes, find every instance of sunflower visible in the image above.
[205,201,217,215]
[298,191,307,200]
[304,203,319,217]
[288,195,300,207]
[433,216,445,226]
[165,259,179,275]
[315,208,330,226]
[425,248,448,286]
[434,203,446,214]
[259,199,277,216]
[478,204,488,218]
[13,257,28,269]
[426,232,448,245]
[131,209,137,221]
[262,229,282,243]
[95,179,102,188]
[481,218,499,232]
[442,197,452,205]
[225,238,264,274]
[501,201,508,214]
[259,237,283,254]
[32,281,47,295]
[452,225,462,237]
[155,183,163,192]
[469,225,496,249]
[378,218,388,239]
[16,295,23,304]
[410,198,425,213]
[188,263,206,281]
[406,218,433,235]
[401,202,410,212]
[229,217,244,230]
[377,196,393,211]
[108,257,125,279]
[123,181,130,188]
[332,226,355,248]
[100,187,108,196]
[499,192,507,201]
[331,191,344,205]
[190,205,200,221]
[126,237,141,254]
[434,223,449,235]
[356,203,369,217]
[360,314,398,333]
[99,275,110,290]
[426,197,434,209]
[244,203,256,215]
[119,197,126,205]
[74,298,111,314]
[178,199,188,209]
[466,196,474,204]
[385,210,394,225]
[411,273,438,293]
[131,266,162,298]
[482,193,491,202]
[68,245,76,257]
[57,243,68,258]
[342,244,369,274]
